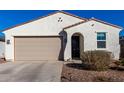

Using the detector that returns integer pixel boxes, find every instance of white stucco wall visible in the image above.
[64,20,122,60]
[0,42,5,58]
[3,12,84,61]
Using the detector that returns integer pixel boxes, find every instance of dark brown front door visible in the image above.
[71,36,80,59]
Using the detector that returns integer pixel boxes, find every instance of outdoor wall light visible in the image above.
[7,40,10,44]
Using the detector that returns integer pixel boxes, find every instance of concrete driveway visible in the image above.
[0,61,63,82]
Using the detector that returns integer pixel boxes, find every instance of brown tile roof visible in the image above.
[58,10,87,20]
[2,11,123,32]
[63,21,87,29]
[90,18,123,29]
[64,17,123,30]
[2,10,87,32]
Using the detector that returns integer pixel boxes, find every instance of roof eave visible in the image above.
[90,17,123,30]
[2,10,88,32]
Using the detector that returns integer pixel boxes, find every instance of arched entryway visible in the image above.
[71,33,84,59]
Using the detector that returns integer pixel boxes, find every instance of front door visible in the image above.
[71,36,80,59]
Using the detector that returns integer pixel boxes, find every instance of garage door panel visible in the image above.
[14,36,63,61]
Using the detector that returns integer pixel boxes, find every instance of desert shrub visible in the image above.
[81,50,111,71]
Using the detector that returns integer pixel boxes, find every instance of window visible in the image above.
[97,32,106,48]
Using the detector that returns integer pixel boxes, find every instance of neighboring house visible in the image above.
[2,11,123,62]
[0,41,4,58]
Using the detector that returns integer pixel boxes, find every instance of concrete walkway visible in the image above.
[0,61,63,82]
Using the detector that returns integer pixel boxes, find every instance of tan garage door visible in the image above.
[14,36,63,61]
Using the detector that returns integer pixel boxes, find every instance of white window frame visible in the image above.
[97,32,106,49]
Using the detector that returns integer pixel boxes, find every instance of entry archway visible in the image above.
[71,33,84,59]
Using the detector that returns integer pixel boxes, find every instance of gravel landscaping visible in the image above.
[61,62,124,82]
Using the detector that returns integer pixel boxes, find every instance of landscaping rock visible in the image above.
[61,63,124,82]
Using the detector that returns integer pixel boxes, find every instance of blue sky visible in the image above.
[0,10,124,38]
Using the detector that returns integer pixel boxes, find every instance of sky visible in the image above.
[0,10,124,38]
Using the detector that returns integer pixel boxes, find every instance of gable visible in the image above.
[3,11,86,35]
[64,20,122,39]
[64,18,123,31]
[3,11,86,34]
[90,20,123,31]
[90,18,123,30]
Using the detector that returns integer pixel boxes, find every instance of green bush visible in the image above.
[81,50,111,71]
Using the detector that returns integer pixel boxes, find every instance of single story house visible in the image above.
[2,11,123,62]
